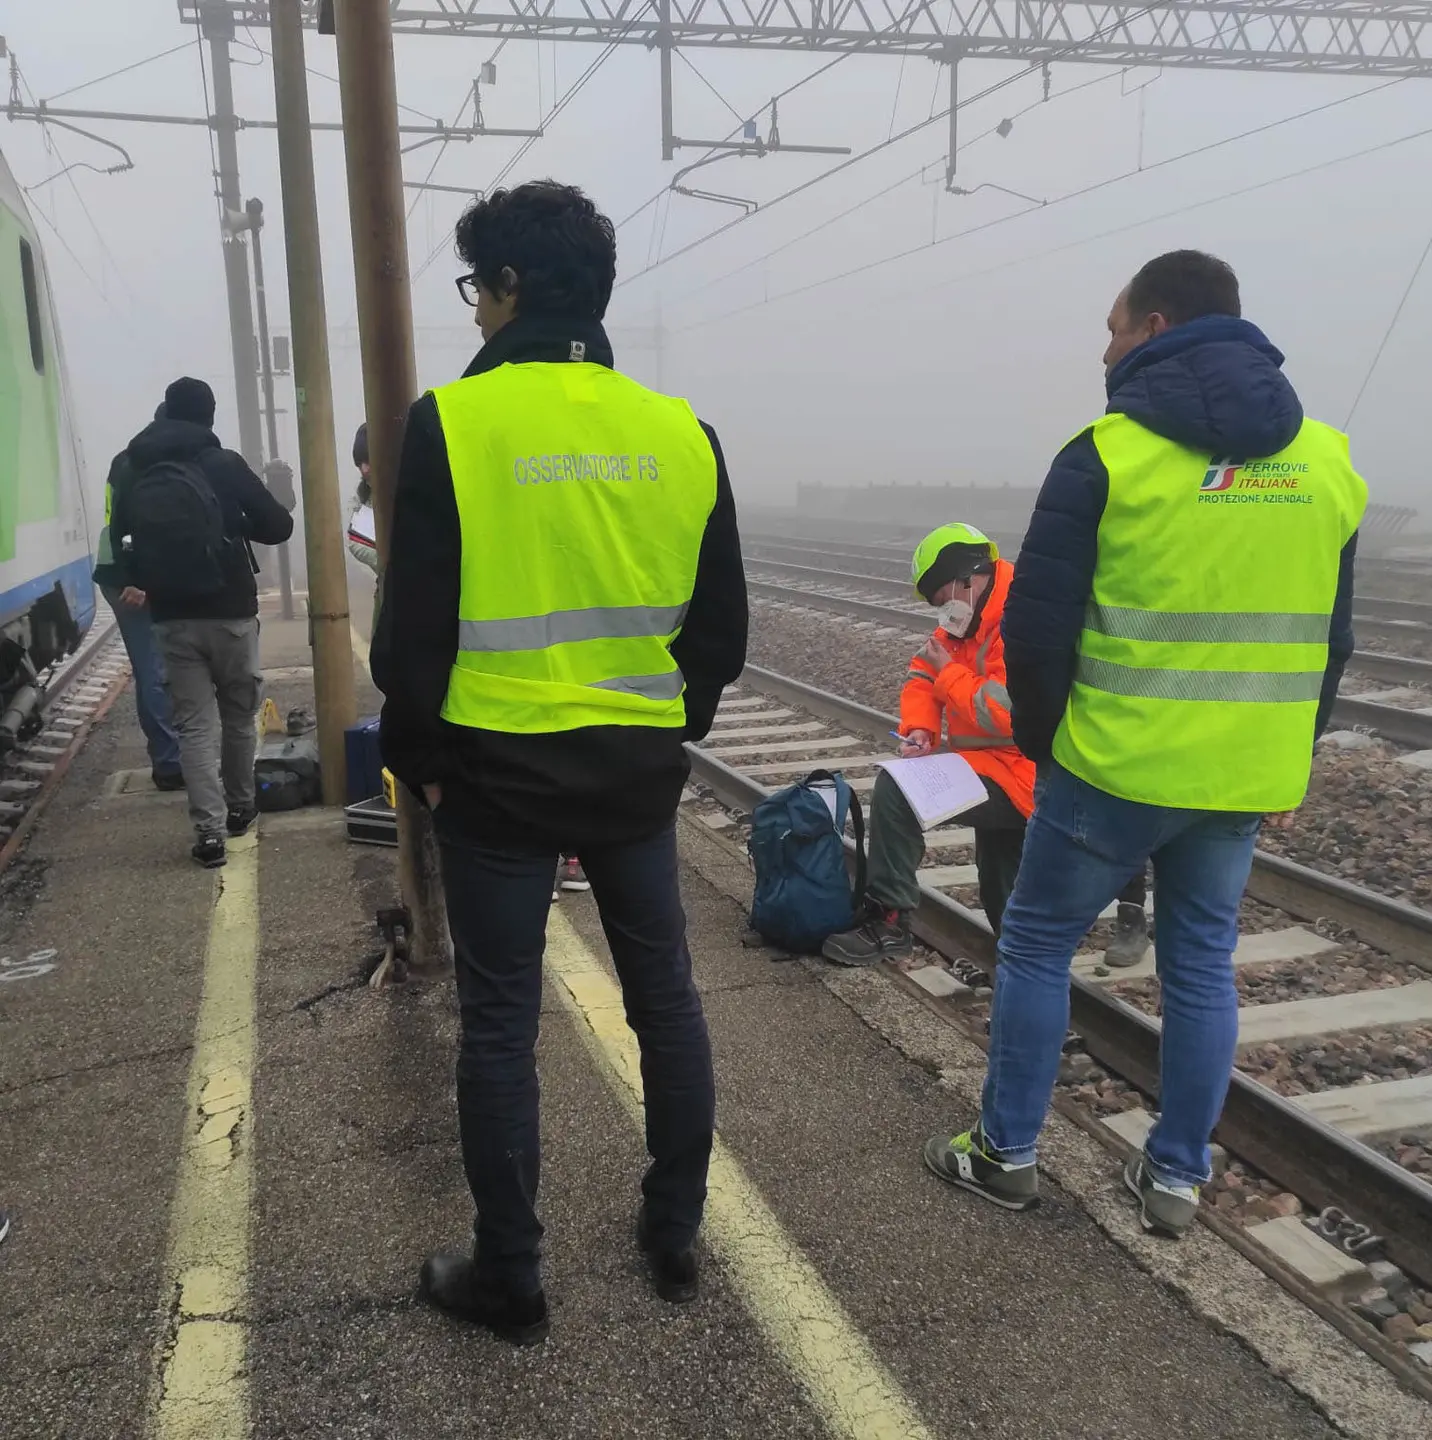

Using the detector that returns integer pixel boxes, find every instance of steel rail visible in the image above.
[749,577,1432,754]
[688,663,1432,1281]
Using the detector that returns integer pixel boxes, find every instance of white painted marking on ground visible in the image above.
[0,949,59,983]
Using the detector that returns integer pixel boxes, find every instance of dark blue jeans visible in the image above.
[436,818,714,1291]
[102,586,181,775]
[981,763,1261,1187]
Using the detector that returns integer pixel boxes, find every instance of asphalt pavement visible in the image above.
[0,607,1390,1439]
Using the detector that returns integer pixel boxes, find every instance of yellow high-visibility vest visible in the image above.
[431,361,717,734]
[1051,413,1366,811]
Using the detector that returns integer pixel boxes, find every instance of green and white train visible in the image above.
[0,146,98,743]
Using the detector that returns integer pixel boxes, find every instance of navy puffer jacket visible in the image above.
[1002,315,1358,767]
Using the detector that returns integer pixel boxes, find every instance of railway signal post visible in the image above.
[268,0,356,807]
[329,0,451,973]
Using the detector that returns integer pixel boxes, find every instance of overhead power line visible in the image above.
[671,120,1432,335]
[673,72,1406,315]
[1345,229,1432,427]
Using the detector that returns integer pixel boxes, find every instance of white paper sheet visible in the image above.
[347,503,376,548]
[875,751,987,829]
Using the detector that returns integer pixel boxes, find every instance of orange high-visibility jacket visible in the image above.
[897,558,1036,818]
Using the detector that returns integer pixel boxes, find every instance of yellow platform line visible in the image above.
[147,831,261,1440]
[545,911,934,1440]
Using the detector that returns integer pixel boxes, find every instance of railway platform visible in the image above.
[1,609,1428,1440]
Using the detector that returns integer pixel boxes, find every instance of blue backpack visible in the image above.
[748,770,866,953]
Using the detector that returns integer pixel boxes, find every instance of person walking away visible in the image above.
[109,377,295,869]
[93,404,183,792]
[822,524,1033,965]
[347,422,381,639]
[372,181,748,1344]
[923,251,1364,1234]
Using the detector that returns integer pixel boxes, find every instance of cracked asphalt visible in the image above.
[0,616,1348,1439]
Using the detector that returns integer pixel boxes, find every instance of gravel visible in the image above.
[1109,942,1427,1013]
[1239,1026,1432,1096]
[750,598,1432,909]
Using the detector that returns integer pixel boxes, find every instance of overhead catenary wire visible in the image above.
[1344,227,1432,428]
[613,2,1165,290]
[672,120,1432,335]
[45,42,193,103]
[410,7,656,285]
[673,73,1407,313]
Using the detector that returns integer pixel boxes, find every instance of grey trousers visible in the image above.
[154,618,262,838]
[865,767,1028,936]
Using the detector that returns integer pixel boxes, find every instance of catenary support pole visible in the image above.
[245,198,295,620]
[269,0,356,807]
[199,2,265,473]
[331,0,451,971]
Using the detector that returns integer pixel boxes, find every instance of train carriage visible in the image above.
[0,145,97,744]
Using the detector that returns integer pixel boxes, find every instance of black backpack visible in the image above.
[127,457,228,597]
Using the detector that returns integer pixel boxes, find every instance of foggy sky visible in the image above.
[5,0,1431,529]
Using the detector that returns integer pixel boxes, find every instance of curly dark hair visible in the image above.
[454,181,617,321]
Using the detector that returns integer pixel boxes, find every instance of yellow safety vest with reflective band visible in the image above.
[432,361,717,734]
[1051,413,1366,812]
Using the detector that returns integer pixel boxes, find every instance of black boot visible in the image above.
[636,1206,699,1304]
[418,1252,549,1345]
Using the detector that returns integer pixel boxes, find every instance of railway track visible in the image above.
[0,623,127,874]
[681,663,1432,1382]
[745,570,1432,752]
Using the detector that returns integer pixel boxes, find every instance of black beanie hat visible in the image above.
[164,376,216,427]
[352,422,369,468]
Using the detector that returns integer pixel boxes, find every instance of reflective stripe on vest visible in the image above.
[433,361,717,735]
[1051,412,1366,812]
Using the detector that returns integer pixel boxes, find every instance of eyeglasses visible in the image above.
[456,274,481,307]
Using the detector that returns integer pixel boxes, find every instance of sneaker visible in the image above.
[923,1121,1040,1211]
[0,1209,10,1245]
[821,900,913,967]
[1123,1152,1200,1237]
[418,1252,549,1345]
[151,768,185,793]
[192,835,227,869]
[226,805,258,838]
[1104,902,1151,968]
[559,856,591,892]
[636,1205,699,1304]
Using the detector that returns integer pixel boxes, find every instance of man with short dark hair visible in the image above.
[373,181,747,1342]
[922,250,1365,1236]
[109,377,293,868]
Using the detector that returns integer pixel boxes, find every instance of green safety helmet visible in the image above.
[910,523,999,602]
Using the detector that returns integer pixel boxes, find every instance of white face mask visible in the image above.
[938,598,975,636]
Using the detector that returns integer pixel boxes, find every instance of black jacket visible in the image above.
[371,314,748,851]
[1004,315,1357,765]
[108,419,294,623]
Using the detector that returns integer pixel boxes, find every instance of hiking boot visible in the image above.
[821,901,913,967]
[559,856,590,892]
[226,805,258,838]
[418,1252,549,1345]
[1104,902,1151,967]
[151,768,185,793]
[636,1206,699,1304]
[192,835,227,869]
[1123,1152,1200,1237]
[923,1121,1039,1211]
